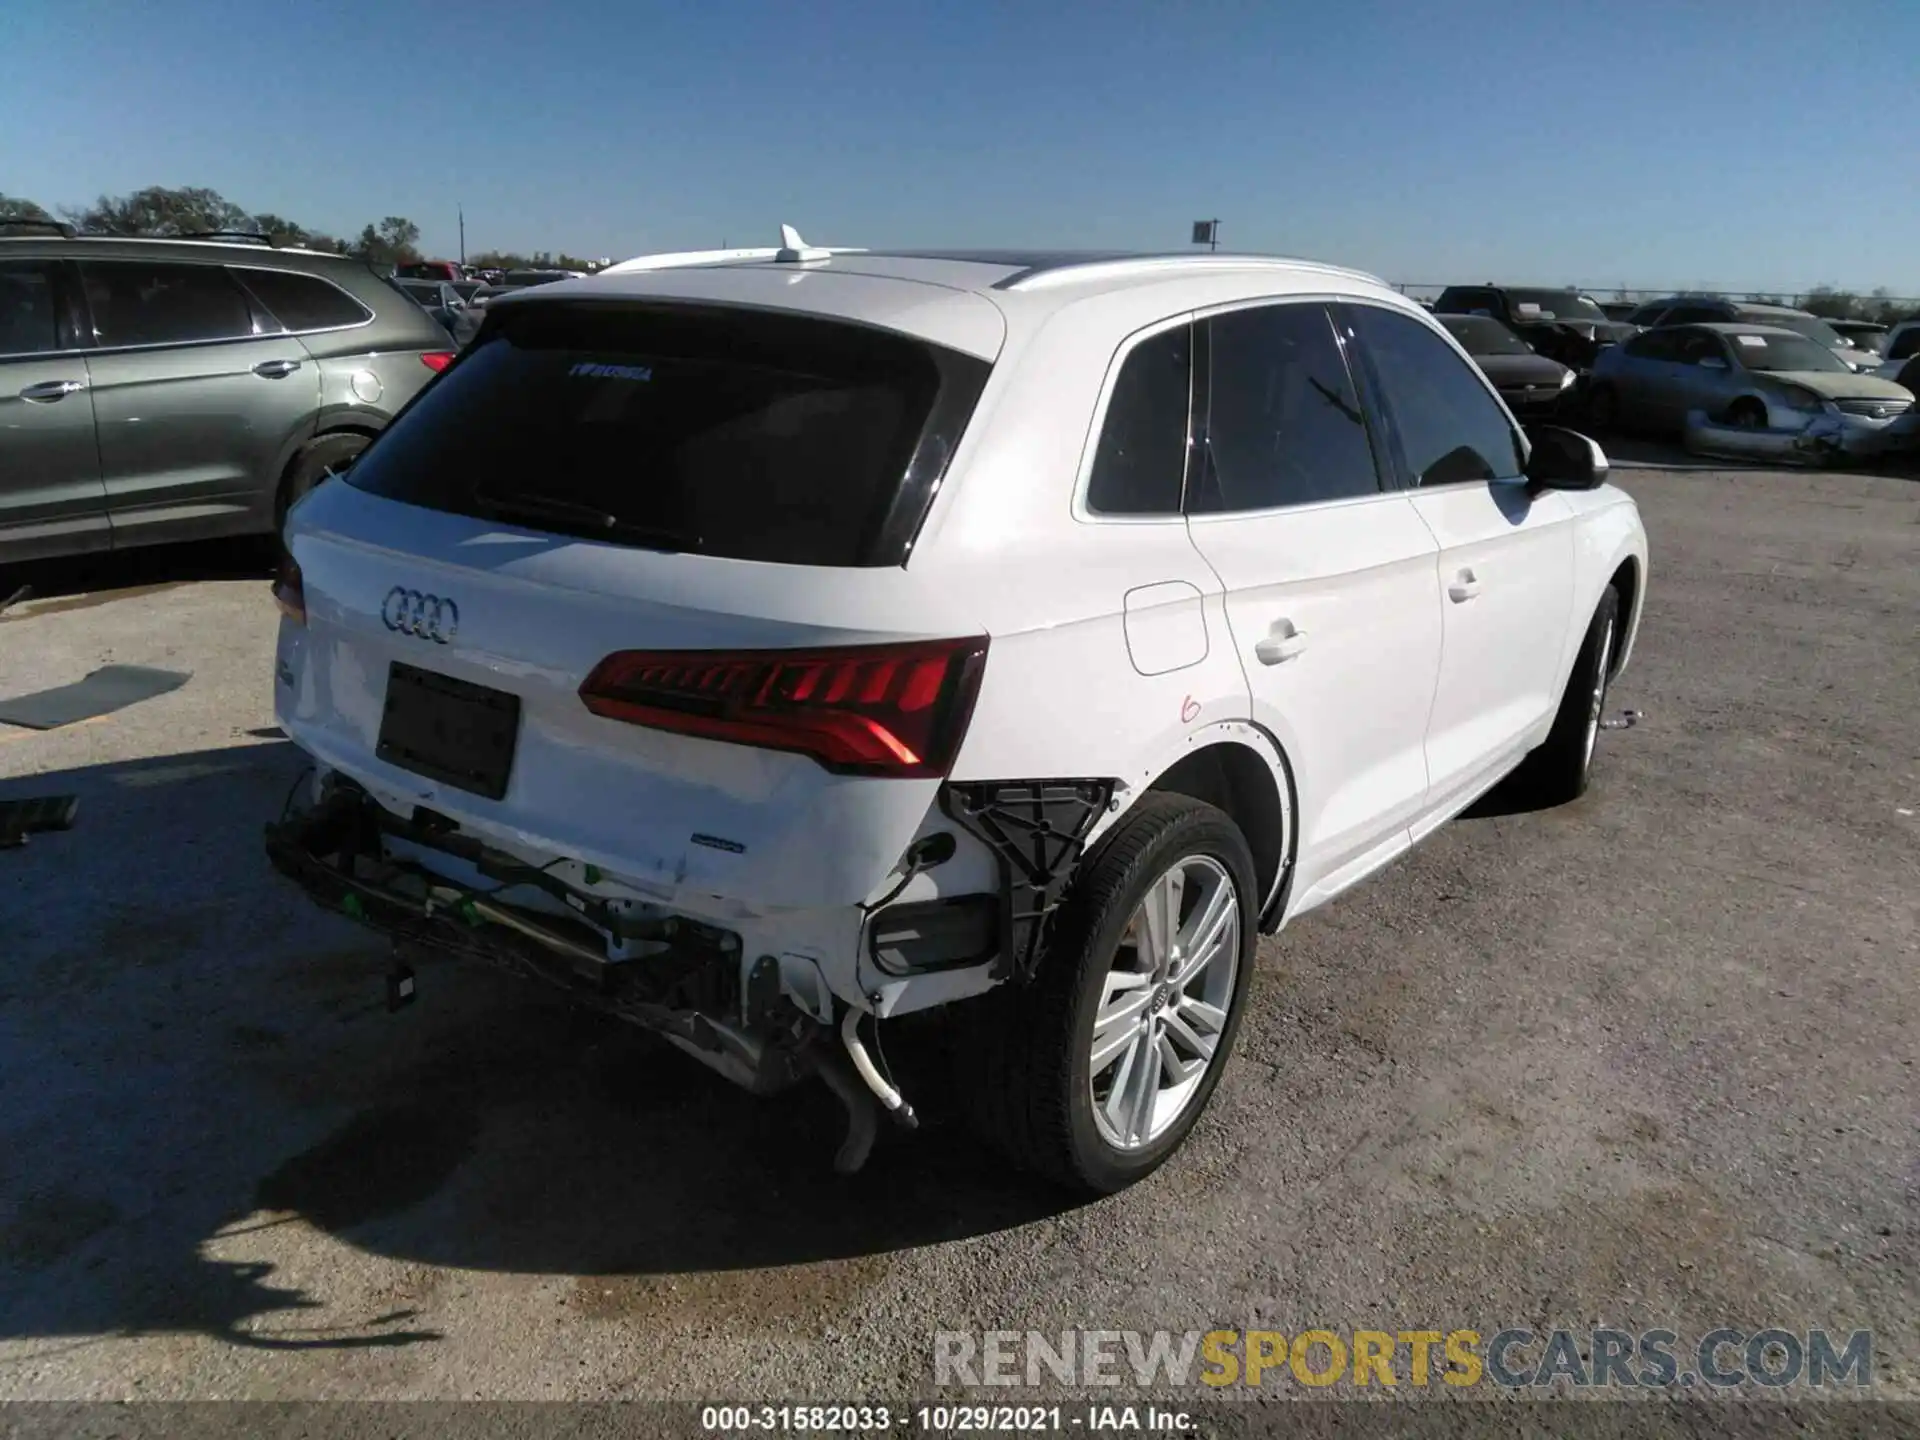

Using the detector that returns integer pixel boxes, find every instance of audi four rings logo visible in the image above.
[382,587,460,643]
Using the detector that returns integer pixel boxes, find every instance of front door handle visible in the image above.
[1448,569,1484,603]
[1253,620,1308,666]
[18,379,85,403]
[252,358,302,379]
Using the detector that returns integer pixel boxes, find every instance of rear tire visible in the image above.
[1511,586,1620,807]
[275,432,370,538]
[954,793,1258,1194]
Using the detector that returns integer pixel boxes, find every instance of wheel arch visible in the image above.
[1142,737,1295,935]
[1607,553,1642,679]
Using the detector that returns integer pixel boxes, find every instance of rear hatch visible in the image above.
[278,294,996,911]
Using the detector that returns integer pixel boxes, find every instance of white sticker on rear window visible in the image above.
[1735,334,1766,347]
[1515,303,1544,316]
[570,361,653,381]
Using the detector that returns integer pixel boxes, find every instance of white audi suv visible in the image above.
[268,236,1648,1193]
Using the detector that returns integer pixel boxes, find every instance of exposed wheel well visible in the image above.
[1606,557,1639,678]
[1146,742,1290,927]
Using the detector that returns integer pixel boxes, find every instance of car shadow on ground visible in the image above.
[0,744,1074,1354]
[0,538,272,617]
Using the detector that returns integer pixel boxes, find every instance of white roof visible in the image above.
[506,245,1402,362]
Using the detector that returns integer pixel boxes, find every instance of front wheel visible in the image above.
[955,793,1259,1193]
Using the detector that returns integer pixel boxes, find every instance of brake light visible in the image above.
[420,351,455,373]
[579,637,990,778]
[271,553,306,625]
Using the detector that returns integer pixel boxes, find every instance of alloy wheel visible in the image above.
[1088,855,1241,1151]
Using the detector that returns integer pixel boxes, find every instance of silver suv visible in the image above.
[0,224,457,565]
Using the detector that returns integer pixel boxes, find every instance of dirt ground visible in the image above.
[1,453,1915,1416]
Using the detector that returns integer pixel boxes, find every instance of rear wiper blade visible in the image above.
[472,490,690,552]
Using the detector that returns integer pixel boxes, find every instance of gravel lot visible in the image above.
[1,453,1916,1412]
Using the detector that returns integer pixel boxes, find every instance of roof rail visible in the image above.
[1001,252,1387,293]
[176,229,283,247]
[0,218,76,238]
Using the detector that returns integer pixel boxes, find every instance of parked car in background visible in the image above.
[1587,323,1916,459]
[1873,320,1920,379]
[1829,320,1888,358]
[454,282,509,310]
[502,268,582,288]
[393,277,482,346]
[398,260,467,284]
[1433,285,1637,373]
[266,242,1646,1192]
[0,230,454,565]
[1625,296,1881,373]
[1436,313,1576,417]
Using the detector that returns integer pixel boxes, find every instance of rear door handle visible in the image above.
[252,358,302,379]
[1253,620,1308,665]
[1448,569,1484,603]
[18,379,85,402]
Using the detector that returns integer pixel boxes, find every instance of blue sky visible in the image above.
[4,0,1916,293]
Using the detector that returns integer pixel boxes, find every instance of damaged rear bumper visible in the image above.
[264,779,920,1170]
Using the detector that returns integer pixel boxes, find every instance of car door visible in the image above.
[1343,301,1575,829]
[1180,299,1443,902]
[77,258,319,545]
[1671,329,1736,421]
[0,257,110,562]
[1618,327,1686,427]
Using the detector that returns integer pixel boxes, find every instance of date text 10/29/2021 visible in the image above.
[701,1407,1189,1433]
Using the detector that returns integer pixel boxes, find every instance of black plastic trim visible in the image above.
[866,893,1000,976]
[938,778,1117,983]
[868,345,991,566]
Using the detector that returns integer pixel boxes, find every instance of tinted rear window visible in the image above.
[233,267,372,331]
[346,302,963,566]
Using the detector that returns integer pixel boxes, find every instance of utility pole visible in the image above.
[458,204,466,264]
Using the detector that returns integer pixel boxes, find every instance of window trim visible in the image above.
[72,257,285,355]
[1072,310,1200,525]
[0,257,88,361]
[1339,297,1529,493]
[1181,295,1391,519]
[228,265,376,338]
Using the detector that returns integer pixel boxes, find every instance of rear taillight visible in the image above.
[272,553,306,626]
[420,351,454,373]
[579,637,990,778]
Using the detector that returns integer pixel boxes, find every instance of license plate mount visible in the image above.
[376,661,520,801]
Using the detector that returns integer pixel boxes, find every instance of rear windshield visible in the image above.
[346,301,971,566]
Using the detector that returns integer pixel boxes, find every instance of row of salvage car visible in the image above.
[1428,285,1919,465]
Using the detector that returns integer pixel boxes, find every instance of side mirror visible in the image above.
[1698,356,1728,370]
[1524,425,1608,492]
